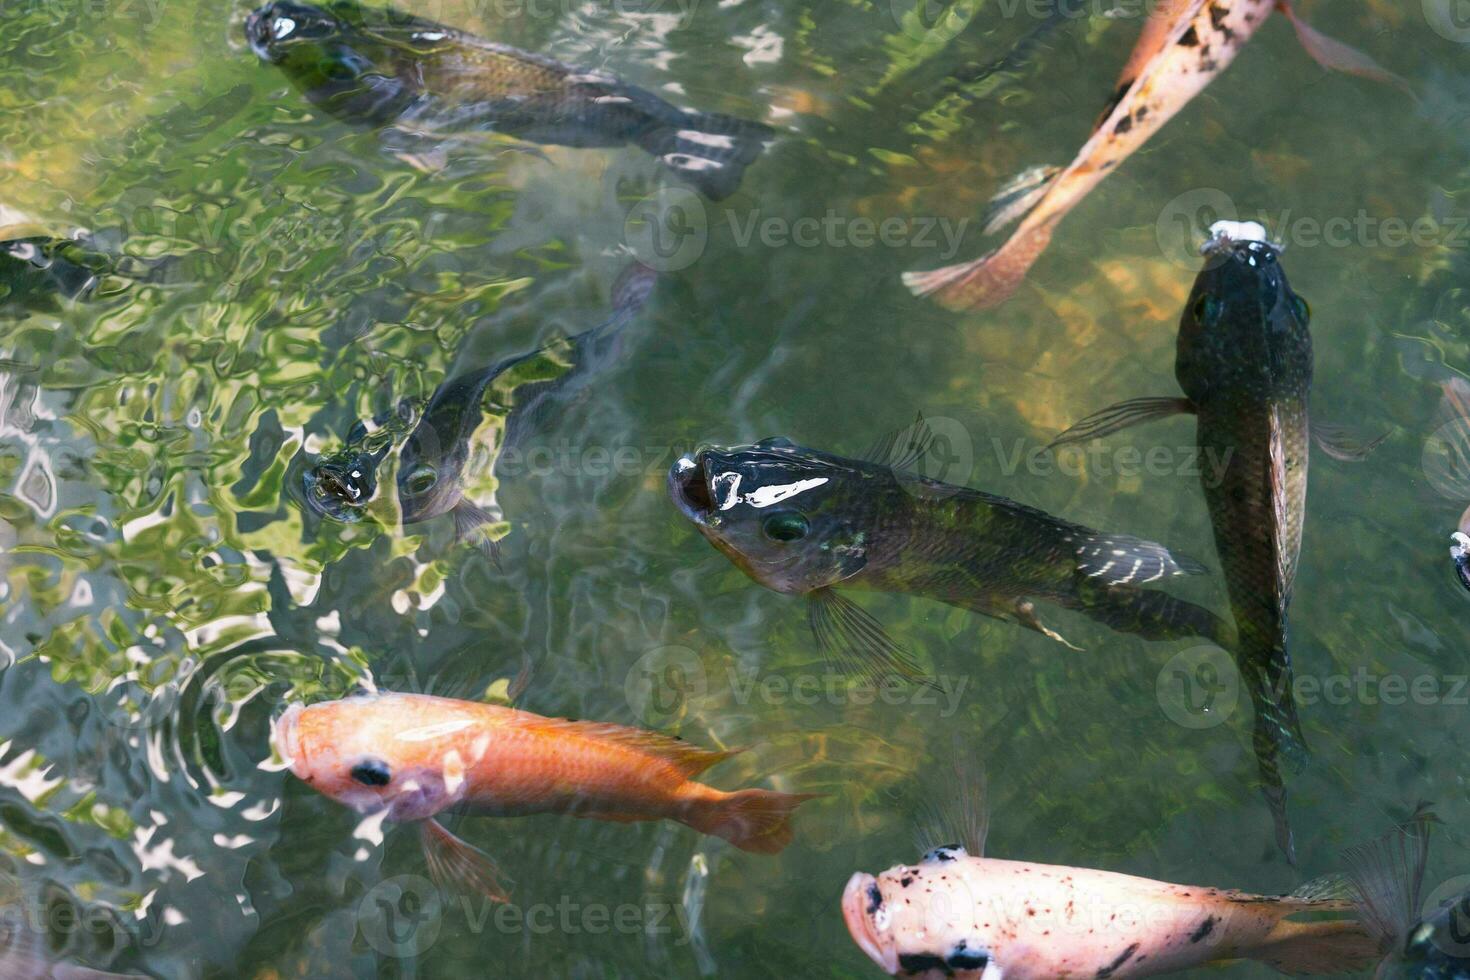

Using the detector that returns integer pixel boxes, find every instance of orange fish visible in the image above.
[903,0,1408,311]
[273,693,815,900]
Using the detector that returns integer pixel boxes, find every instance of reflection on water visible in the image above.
[0,0,1467,976]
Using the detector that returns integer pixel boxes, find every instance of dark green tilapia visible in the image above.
[1,235,110,316]
[245,0,773,199]
[1051,222,1379,863]
[302,262,656,554]
[667,426,1225,682]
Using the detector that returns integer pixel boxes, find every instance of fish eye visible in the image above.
[404,465,437,496]
[271,15,298,39]
[1193,293,1223,326]
[350,758,392,787]
[1289,294,1310,324]
[761,510,809,542]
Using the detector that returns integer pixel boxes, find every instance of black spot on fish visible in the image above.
[1096,79,1132,126]
[901,876,914,888]
[867,883,884,915]
[948,941,989,970]
[1135,106,1149,122]
[1178,25,1200,46]
[1096,943,1140,979]
[898,953,950,975]
[1190,916,1217,943]
[1115,115,1133,135]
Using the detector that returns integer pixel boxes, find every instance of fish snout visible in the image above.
[842,872,898,975]
[272,702,305,775]
[244,7,275,58]
[668,451,716,522]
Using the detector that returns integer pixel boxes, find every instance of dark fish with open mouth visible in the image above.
[244,0,774,199]
[667,423,1226,682]
[304,262,656,554]
[1,235,114,316]
[1050,220,1382,863]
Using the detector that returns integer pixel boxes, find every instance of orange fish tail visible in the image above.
[902,224,1053,311]
[684,789,817,854]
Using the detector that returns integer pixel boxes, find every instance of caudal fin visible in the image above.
[638,110,774,201]
[686,789,818,854]
[902,223,1053,311]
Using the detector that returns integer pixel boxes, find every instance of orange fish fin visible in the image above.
[902,223,1054,311]
[420,819,512,904]
[684,789,820,854]
[528,717,741,779]
[1276,1,1414,98]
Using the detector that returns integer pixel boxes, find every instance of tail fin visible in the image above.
[902,222,1053,311]
[685,789,818,854]
[1246,673,1305,866]
[638,110,774,201]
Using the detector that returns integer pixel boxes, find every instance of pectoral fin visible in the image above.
[1010,598,1084,652]
[451,500,505,568]
[807,588,926,684]
[421,818,512,904]
[1276,1,1413,98]
[1048,397,1195,450]
[1311,422,1388,462]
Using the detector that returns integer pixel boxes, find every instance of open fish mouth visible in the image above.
[842,873,898,974]
[272,703,304,774]
[302,454,377,523]
[668,452,716,522]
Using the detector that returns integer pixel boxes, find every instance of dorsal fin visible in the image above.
[522,716,741,779]
[863,413,938,474]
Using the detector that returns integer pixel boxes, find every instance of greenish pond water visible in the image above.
[1,0,1468,976]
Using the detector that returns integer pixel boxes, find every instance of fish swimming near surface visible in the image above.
[303,262,657,556]
[244,0,774,199]
[667,423,1227,683]
[1,235,114,317]
[903,0,1408,310]
[273,692,816,900]
[841,777,1392,979]
[1050,221,1383,862]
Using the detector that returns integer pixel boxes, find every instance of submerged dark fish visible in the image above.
[245,0,773,199]
[1051,221,1382,863]
[0,236,110,316]
[304,262,656,553]
[667,424,1225,682]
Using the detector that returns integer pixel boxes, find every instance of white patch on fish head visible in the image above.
[1452,531,1470,560]
[271,15,297,39]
